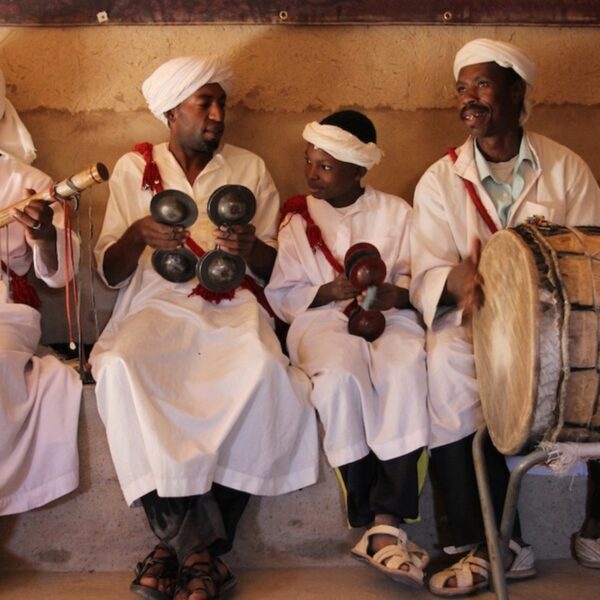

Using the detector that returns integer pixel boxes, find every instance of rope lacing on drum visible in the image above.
[525,224,571,443]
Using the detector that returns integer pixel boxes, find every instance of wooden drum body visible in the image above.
[473,224,600,454]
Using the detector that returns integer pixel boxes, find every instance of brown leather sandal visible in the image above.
[174,559,219,600]
[130,544,178,600]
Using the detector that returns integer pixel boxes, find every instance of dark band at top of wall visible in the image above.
[1,0,599,26]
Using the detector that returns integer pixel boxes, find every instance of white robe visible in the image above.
[266,186,429,468]
[90,143,318,506]
[0,154,82,515]
[411,132,600,448]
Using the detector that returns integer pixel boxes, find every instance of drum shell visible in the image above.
[473,225,600,454]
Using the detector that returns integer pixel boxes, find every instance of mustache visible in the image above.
[460,103,489,118]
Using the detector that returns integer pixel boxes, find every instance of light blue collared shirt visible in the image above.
[474,135,537,227]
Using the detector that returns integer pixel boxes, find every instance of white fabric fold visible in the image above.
[0,69,36,164]
[302,121,383,170]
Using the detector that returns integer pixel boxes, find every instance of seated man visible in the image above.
[89,55,318,600]
[0,67,82,516]
[410,38,600,595]
[266,110,429,589]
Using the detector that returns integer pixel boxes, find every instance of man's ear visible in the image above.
[355,166,367,181]
[165,109,176,124]
[511,78,527,105]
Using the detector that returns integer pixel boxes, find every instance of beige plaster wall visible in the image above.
[1,24,599,341]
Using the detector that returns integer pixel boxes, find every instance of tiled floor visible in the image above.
[2,561,600,599]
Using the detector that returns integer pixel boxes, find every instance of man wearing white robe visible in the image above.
[411,39,600,595]
[90,55,318,599]
[0,67,82,516]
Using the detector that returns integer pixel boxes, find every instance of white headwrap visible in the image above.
[0,68,37,164]
[142,55,234,126]
[453,38,538,124]
[302,121,383,170]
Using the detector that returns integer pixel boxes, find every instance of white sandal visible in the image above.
[430,540,536,597]
[350,524,425,588]
[574,533,600,569]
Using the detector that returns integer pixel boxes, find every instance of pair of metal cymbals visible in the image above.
[151,185,256,293]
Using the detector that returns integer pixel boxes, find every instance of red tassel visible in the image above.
[134,142,164,193]
[1,261,41,308]
[188,283,235,303]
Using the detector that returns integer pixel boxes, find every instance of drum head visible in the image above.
[207,185,256,227]
[196,249,246,293]
[151,248,198,283]
[150,190,198,228]
[473,230,539,455]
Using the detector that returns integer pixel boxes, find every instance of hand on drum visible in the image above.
[11,193,56,245]
[134,216,189,250]
[214,223,257,258]
[446,239,484,314]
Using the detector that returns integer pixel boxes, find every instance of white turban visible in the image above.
[302,122,383,170]
[453,38,537,124]
[0,68,37,164]
[142,55,234,126]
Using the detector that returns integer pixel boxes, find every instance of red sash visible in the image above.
[447,147,498,235]
[134,143,274,316]
[280,195,343,274]
[280,196,362,317]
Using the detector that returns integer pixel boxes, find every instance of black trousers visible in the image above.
[587,460,600,522]
[429,432,522,548]
[140,483,250,563]
[337,447,423,528]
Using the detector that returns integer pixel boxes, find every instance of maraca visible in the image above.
[343,243,387,342]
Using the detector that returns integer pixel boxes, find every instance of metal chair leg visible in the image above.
[473,425,508,600]
[499,449,549,549]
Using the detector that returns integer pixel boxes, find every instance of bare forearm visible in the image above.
[245,239,276,282]
[103,224,146,286]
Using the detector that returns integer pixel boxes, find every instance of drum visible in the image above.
[473,224,600,455]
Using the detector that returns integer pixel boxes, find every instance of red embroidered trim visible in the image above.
[280,195,343,274]
[447,147,498,235]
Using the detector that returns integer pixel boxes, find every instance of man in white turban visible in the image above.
[410,39,600,595]
[0,67,82,517]
[90,55,318,600]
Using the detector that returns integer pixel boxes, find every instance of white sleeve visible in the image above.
[265,215,322,324]
[410,169,462,328]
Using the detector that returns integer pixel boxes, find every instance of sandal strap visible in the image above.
[176,566,217,600]
[133,548,178,582]
[450,554,490,588]
[372,543,413,569]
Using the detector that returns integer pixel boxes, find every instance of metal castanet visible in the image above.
[344,242,387,342]
[149,185,257,292]
[150,189,200,283]
[0,162,109,228]
[199,185,256,293]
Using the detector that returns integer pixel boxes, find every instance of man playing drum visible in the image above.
[0,67,82,516]
[410,38,600,596]
[90,56,318,600]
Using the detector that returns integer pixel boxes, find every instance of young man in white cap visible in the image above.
[410,38,600,595]
[0,67,82,516]
[267,110,430,589]
[90,55,318,600]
